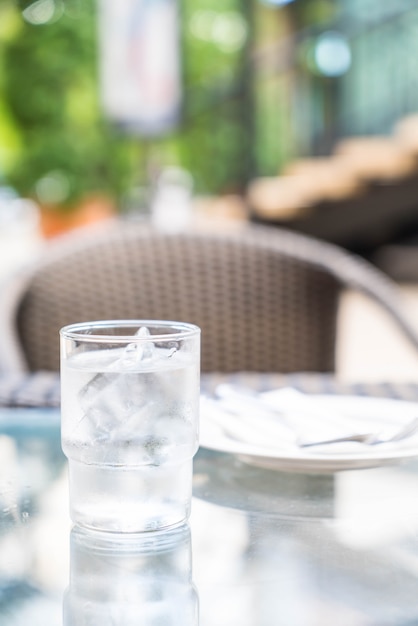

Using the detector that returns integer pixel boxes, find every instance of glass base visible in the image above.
[67,458,192,533]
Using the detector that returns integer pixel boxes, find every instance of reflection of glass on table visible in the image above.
[63,523,198,626]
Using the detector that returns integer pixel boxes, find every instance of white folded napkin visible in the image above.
[200,384,418,455]
[200,395,297,452]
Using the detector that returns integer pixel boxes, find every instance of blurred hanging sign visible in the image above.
[97,0,182,136]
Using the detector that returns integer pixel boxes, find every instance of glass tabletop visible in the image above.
[2,406,418,625]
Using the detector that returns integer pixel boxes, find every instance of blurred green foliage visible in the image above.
[0,0,335,208]
[0,0,257,207]
[0,0,137,208]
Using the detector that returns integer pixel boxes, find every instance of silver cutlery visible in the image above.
[299,416,418,447]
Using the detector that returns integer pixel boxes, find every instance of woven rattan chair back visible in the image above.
[2,223,418,374]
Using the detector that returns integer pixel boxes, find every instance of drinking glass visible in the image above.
[60,320,200,532]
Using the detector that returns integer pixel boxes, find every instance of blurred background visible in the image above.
[2,0,418,278]
[2,0,418,378]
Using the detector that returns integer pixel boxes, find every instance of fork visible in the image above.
[299,416,418,447]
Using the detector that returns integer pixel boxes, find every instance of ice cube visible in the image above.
[78,370,150,442]
[71,330,197,465]
[117,326,156,370]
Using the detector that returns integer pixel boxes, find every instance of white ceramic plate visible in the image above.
[199,394,418,473]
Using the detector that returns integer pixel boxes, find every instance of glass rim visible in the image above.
[60,320,201,343]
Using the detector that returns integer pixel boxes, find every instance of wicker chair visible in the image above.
[1,221,418,374]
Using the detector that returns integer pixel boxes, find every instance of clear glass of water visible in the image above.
[60,320,200,532]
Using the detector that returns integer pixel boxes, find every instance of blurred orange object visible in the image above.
[39,195,116,239]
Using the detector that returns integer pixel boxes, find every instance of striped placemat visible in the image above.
[1,371,418,408]
[201,372,418,403]
[0,372,61,408]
